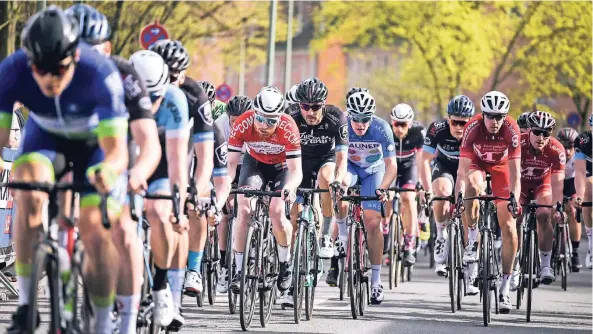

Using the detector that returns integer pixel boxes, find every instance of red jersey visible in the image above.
[460,113,521,165]
[228,110,301,165]
[520,132,565,184]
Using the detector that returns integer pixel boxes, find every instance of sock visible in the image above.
[468,262,478,278]
[92,294,115,334]
[337,217,348,238]
[16,262,31,306]
[330,256,339,270]
[116,294,140,334]
[468,226,479,243]
[152,266,168,291]
[322,216,332,236]
[540,250,552,268]
[167,268,186,308]
[187,250,204,272]
[220,250,227,267]
[500,273,511,296]
[277,244,291,263]
[435,220,446,239]
[586,227,592,252]
[235,252,244,272]
[404,234,415,251]
[572,240,580,254]
[371,264,381,286]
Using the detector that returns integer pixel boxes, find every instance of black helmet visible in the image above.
[557,127,579,146]
[149,39,190,72]
[65,4,110,46]
[199,81,216,102]
[22,6,80,68]
[296,77,328,104]
[517,112,531,129]
[447,95,475,117]
[346,87,369,100]
[226,95,252,117]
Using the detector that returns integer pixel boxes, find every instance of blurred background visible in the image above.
[0,1,590,129]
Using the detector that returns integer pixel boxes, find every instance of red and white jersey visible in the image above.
[460,113,521,165]
[520,132,565,184]
[228,110,301,165]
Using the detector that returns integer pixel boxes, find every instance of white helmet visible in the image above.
[346,91,376,116]
[253,86,285,116]
[480,90,510,114]
[130,50,169,95]
[390,103,414,122]
[285,84,299,106]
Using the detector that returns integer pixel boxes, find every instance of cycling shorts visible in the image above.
[469,161,510,203]
[520,181,552,205]
[295,154,335,204]
[563,178,576,198]
[346,161,384,212]
[431,159,457,187]
[238,154,289,191]
[390,163,417,189]
[16,119,127,210]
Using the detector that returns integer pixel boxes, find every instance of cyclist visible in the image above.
[574,115,592,269]
[333,91,397,305]
[388,103,424,266]
[456,90,521,314]
[420,95,475,284]
[517,112,531,134]
[227,86,302,293]
[66,5,160,333]
[130,50,190,328]
[512,111,565,287]
[285,83,299,111]
[345,86,369,99]
[281,77,348,305]
[200,80,227,120]
[214,95,252,293]
[2,7,128,333]
[557,127,582,271]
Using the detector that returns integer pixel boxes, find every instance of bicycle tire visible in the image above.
[481,232,491,327]
[448,224,457,313]
[562,225,569,290]
[339,256,346,300]
[395,216,402,287]
[456,224,464,311]
[516,222,524,310]
[305,226,319,320]
[526,229,535,322]
[358,235,369,316]
[292,223,306,324]
[66,250,87,334]
[388,214,396,290]
[429,214,436,269]
[196,235,207,307]
[27,243,60,334]
[226,217,237,314]
[207,229,219,305]
[259,233,275,327]
[239,226,259,331]
[348,224,359,319]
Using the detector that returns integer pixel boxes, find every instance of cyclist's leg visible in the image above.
[564,178,581,269]
[431,161,455,265]
[269,165,293,291]
[398,165,419,264]
[216,164,241,293]
[533,184,554,282]
[317,157,336,256]
[185,178,208,296]
[462,165,485,261]
[336,163,357,244]
[169,226,188,315]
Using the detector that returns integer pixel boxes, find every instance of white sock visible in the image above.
[167,268,186,308]
[277,244,291,263]
[17,276,31,306]
[337,217,348,239]
[116,294,140,334]
[93,305,114,334]
[235,252,244,272]
[468,226,479,244]
[540,250,552,268]
[468,262,478,278]
[371,264,381,286]
[586,227,593,252]
[500,273,511,296]
[435,220,446,239]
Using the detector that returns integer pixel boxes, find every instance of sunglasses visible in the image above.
[392,121,409,128]
[255,113,279,126]
[31,59,74,76]
[351,115,372,123]
[483,113,505,121]
[449,119,468,127]
[149,91,165,103]
[531,129,551,138]
[300,103,323,112]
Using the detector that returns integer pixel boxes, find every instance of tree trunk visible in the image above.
[0,1,10,60]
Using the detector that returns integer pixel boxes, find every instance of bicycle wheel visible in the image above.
[561,226,569,291]
[516,223,524,310]
[358,233,370,316]
[388,215,396,290]
[429,214,436,269]
[526,229,535,323]
[448,224,457,313]
[348,224,360,319]
[305,226,319,320]
[196,235,208,307]
[239,227,259,331]
[291,223,305,323]
[208,229,219,305]
[339,256,346,300]
[394,216,402,287]
[259,234,275,327]
[226,218,238,314]
[481,232,491,327]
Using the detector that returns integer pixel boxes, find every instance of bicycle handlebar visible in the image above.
[229,188,291,220]
[141,184,181,225]
[576,201,592,222]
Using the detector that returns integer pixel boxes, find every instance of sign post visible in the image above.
[216,83,233,103]
[139,21,169,50]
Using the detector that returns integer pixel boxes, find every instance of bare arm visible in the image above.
[213,175,230,211]
[227,151,241,182]
[130,119,161,181]
[99,135,129,174]
[509,158,521,198]
[334,150,348,184]
[551,172,565,205]
[455,157,472,196]
[167,136,189,203]
[379,156,398,189]
[193,141,214,196]
[285,157,303,191]
[419,151,435,193]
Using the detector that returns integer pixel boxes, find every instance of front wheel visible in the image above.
[305,227,319,320]
[481,232,491,327]
[29,243,61,334]
[348,224,359,319]
[239,227,259,331]
[448,225,457,313]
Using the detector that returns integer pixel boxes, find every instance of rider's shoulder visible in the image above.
[164,85,188,108]
[428,119,448,133]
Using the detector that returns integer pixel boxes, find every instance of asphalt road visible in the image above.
[0,245,590,333]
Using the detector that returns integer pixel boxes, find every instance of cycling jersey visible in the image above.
[519,132,565,203]
[213,121,228,178]
[212,100,226,120]
[180,77,214,144]
[147,84,190,188]
[289,104,348,159]
[565,154,575,179]
[0,44,127,139]
[393,122,424,169]
[228,110,301,165]
[575,130,592,177]
[111,55,152,122]
[423,119,461,172]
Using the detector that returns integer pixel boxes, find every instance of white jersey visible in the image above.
[215,113,246,164]
[565,154,575,179]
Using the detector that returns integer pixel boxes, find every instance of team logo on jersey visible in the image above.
[215,142,228,165]
[339,125,348,142]
[435,121,446,130]
[559,152,566,165]
[424,137,431,145]
[67,104,79,113]
[123,75,142,99]
[138,96,152,111]
[198,102,214,126]
[387,144,395,152]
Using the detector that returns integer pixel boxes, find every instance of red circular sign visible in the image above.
[139,23,169,50]
[216,83,233,103]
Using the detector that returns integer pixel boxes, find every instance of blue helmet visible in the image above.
[65,4,110,46]
[447,95,475,117]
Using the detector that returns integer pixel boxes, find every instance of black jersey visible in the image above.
[423,119,462,172]
[111,55,152,121]
[181,76,214,143]
[213,121,228,178]
[289,104,348,159]
[393,122,424,169]
[575,130,592,176]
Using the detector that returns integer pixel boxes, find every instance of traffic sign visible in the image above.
[139,23,169,50]
[567,111,582,128]
[216,83,233,103]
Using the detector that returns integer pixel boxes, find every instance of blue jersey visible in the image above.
[0,44,127,139]
[155,84,189,139]
[347,116,395,170]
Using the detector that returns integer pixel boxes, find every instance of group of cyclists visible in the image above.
[0,4,591,334]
